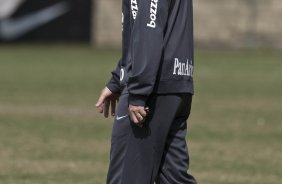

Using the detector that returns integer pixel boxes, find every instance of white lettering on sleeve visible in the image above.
[147,0,158,28]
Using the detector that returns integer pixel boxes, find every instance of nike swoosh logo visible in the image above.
[116,115,128,121]
[0,1,70,40]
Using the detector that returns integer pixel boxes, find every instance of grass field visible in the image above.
[0,45,281,184]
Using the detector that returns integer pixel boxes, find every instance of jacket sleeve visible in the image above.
[127,0,170,106]
[107,59,122,94]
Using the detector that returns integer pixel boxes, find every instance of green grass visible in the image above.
[0,45,281,184]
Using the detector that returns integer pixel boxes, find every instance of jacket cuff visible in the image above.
[107,79,121,94]
[128,95,147,106]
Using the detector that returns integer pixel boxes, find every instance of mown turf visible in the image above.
[0,45,281,184]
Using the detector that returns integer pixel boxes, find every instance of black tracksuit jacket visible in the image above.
[107,0,194,106]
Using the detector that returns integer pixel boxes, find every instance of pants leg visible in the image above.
[106,93,132,184]
[155,115,197,184]
[106,93,197,184]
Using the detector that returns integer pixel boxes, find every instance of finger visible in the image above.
[135,112,144,122]
[96,102,104,113]
[129,110,139,124]
[96,95,105,113]
[111,99,116,116]
[98,103,104,113]
[104,100,110,118]
[133,111,146,125]
[138,108,147,118]
[95,94,105,107]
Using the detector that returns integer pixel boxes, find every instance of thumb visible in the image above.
[96,95,106,113]
[96,94,105,107]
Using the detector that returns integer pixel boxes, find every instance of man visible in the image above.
[96,0,197,183]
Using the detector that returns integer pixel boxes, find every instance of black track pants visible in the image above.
[106,92,197,184]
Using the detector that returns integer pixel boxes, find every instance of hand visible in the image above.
[128,105,149,126]
[96,87,119,118]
